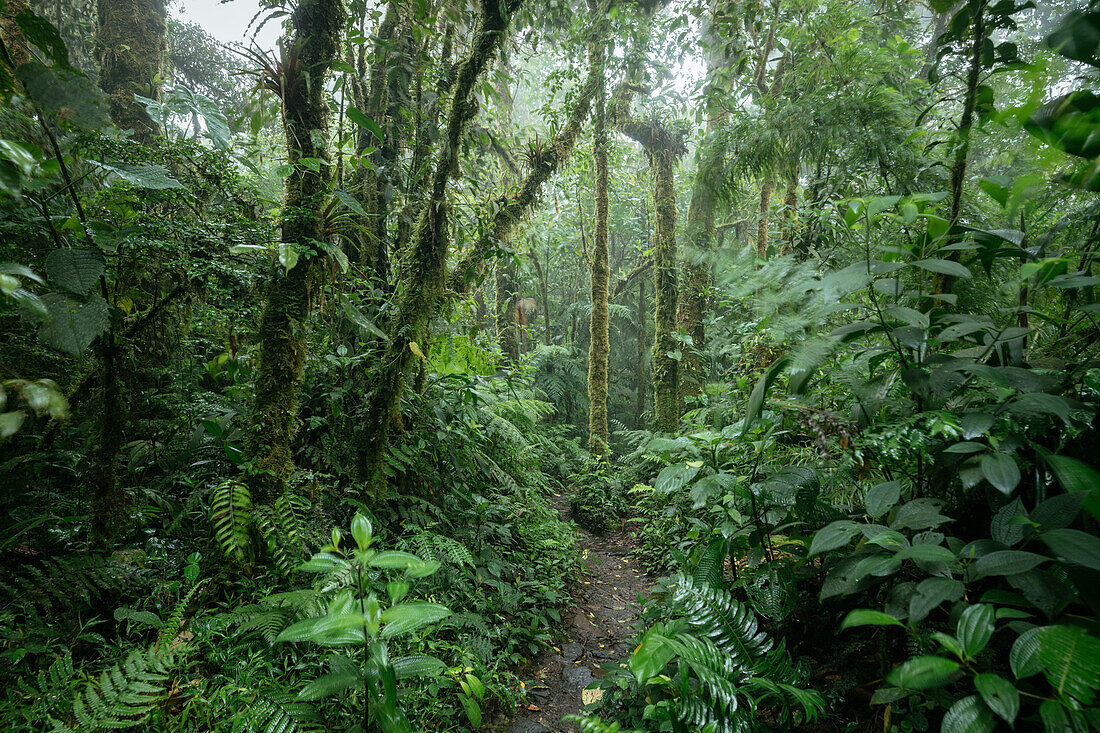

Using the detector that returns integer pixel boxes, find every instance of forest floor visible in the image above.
[496,494,651,733]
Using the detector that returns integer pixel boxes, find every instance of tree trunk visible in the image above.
[635,278,647,428]
[495,260,520,362]
[650,146,681,432]
[96,0,165,141]
[0,0,30,67]
[357,0,523,487]
[780,172,798,252]
[248,0,345,504]
[933,0,987,296]
[755,174,776,259]
[677,19,727,406]
[586,0,610,454]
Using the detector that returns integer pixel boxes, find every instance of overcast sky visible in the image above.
[173,0,282,51]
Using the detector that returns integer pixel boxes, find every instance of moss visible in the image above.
[756,174,776,259]
[247,0,346,505]
[357,1,518,488]
[587,14,610,454]
[96,0,166,141]
[650,146,681,432]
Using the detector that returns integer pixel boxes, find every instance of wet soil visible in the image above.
[497,495,651,733]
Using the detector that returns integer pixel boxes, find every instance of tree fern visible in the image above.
[210,479,253,564]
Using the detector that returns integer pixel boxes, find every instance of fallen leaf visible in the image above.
[527,704,540,711]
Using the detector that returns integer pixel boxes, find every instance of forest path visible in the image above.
[499,494,651,733]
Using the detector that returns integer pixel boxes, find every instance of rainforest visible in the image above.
[1,0,1098,731]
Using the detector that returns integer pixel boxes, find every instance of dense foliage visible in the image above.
[1,0,1098,731]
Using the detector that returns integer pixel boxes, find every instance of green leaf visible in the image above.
[297,669,359,700]
[1010,626,1043,679]
[891,498,952,531]
[370,551,441,578]
[339,294,389,340]
[347,106,383,140]
[38,293,108,354]
[45,247,104,295]
[809,520,861,555]
[840,609,904,631]
[865,481,901,518]
[15,62,110,130]
[911,258,972,279]
[932,631,966,660]
[1046,9,1100,67]
[14,9,70,68]
[333,189,368,217]
[974,673,1019,724]
[958,604,995,658]
[629,628,674,684]
[1040,529,1100,572]
[941,695,995,733]
[278,243,298,270]
[95,162,184,190]
[886,656,960,690]
[1042,453,1100,494]
[1037,625,1100,704]
[972,550,1047,577]
[910,577,965,625]
[276,613,366,646]
[350,513,372,551]
[894,544,956,564]
[742,355,789,435]
[980,453,1021,494]
[380,602,450,639]
[392,655,445,680]
[654,463,701,494]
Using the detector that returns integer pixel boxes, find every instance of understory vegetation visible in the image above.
[1,0,1099,731]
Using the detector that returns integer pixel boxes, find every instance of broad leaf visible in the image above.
[38,293,108,354]
[957,604,995,658]
[980,453,1021,494]
[840,609,904,631]
[809,520,861,555]
[941,695,995,733]
[1037,625,1100,704]
[45,247,104,295]
[1040,529,1100,572]
[974,673,1019,724]
[865,481,901,518]
[380,602,450,639]
[886,655,960,690]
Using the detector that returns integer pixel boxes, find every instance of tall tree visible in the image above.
[96,0,166,140]
[247,0,346,504]
[677,6,731,405]
[586,0,610,453]
[610,2,685,432]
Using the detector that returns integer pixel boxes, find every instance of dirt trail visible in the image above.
[499,495,650,733]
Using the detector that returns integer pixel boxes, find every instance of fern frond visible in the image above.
[210,480,253,564]
[57,645,178,732]
[669,574,772,660]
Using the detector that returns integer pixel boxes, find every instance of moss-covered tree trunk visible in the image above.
[609,2,685,432]
[0,0,29,67]
[586,4,610,454]
[635,278,647,427]
[676,23,727,405]
[755,173,776,258]
[933,0,987,297]
[357,0,523,486]
[649,146,681,431]
[96,0,165,141]
[495,261,520,362]
[248,0,345,504]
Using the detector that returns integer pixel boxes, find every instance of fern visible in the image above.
[0,554,152,617]
[210,479,252,564]
[50,645,179,732]
[668,573,772,661]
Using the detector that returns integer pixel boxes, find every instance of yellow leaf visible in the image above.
[408,341,425,359]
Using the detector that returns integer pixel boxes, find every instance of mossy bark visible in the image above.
[635,278,647,427]
[357,0,522,487]
[608,4,685,433]
[0,0,30,67]
[933,0,987,297]
[495,261,520,362]
[780,173,798,251]
[586,2,610,454]
[248,0,345,504]
[96,0,165,141]
[755,174,775,258]
[649,146,681,432]
[677,31,727,404]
